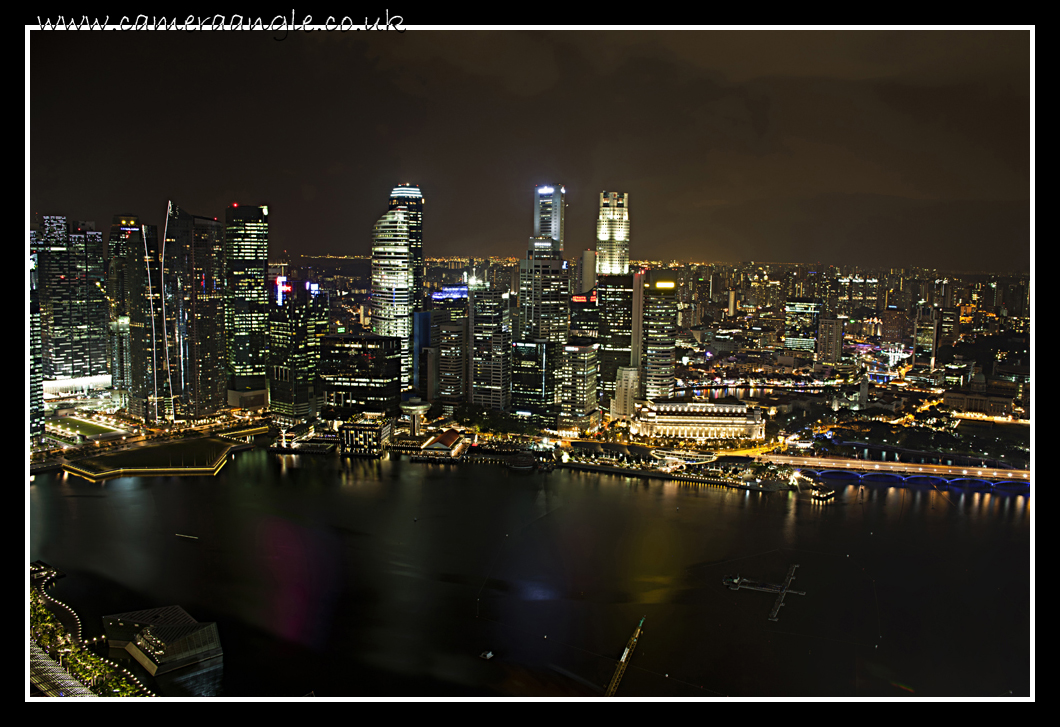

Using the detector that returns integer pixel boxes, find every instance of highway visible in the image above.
[760,454,1030,481]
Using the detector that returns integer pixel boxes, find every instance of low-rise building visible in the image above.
[340,412,393,456]
[631,398,765,442]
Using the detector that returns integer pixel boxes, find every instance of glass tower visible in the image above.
[389,184,424,312]
[596,192,629,276]
[371,208,414,391]
[225,204,269,407]
[533,184,566,252]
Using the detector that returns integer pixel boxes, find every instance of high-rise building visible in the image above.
[611,366,639,420]
[269,276,328,424]
[518,237,570,344]
[559,338,600,434]
[784,298,821,353]
[318,333,402,417]
[127,223,168,422]
[577,249,597,295]
[596,192,629,276]
[914,307,940,369]
[511,338,555,428]
[106,215,140,409]
[533,184,566,252]
[389,184,424,312]
[370,207,414,391]
[641,271,677,401]
[817,318,845,365]
[29,251,44,443]
[35,216,109,385]
[596,275,634,406]
[225,203,269,409]
[469,287,511,411]
[163,204,227,421]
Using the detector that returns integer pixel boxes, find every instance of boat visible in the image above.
[480,651,494,660]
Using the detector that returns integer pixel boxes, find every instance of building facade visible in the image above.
[595,191,629,276]
[225,204,269,408]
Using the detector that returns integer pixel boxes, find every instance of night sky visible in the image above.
[28,28,1032,272]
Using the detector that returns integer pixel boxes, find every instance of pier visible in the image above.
[605,616,645,697]
[723,564,805,621]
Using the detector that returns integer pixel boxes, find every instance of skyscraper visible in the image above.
[817,317,845,365]
[533,184,566,252]
[641,270,677,401]
[596,274,634,406]
[518,236,569,343]
[370,207,414,391]
[30,251,44,443]
[225,203,269,409]
[784,298,821,353]
[596,192,629,276]
[126,223,168,422]
[107,215,140,408]
[35,216,109,385]
[389,184,424,312]
[469,286,511,411]
[269,276,328,424]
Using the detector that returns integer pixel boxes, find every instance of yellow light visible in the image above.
[655,281,675,289]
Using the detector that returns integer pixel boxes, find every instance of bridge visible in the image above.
[759,454,1030,486]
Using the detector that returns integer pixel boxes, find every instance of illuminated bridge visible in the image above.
[760,454,1030,487]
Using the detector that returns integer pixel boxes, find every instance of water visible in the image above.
[29,449,1031,697]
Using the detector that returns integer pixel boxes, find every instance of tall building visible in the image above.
[370,207,414,391]
[126,223,168,422]
[389,184,424,312]
[225,204,269,409]
[559,338,600,433]
[784,298,821,353]
[641,271,677,401]
[29,251,44,443]
[611,366,639,420]
[318,333,402,417]
[107,215,140,408]
[269,276,328,425]
[511,339,555,428]
[518,236,569,343]
[817,317,845,365]
[914,307,940,369]
[35,216,109,385]
[469,287,511,411]
[533,184,566,252]
[595,191,630,276]
[596,274,635,406]
[577,249,597,294]
[164,204,227,420]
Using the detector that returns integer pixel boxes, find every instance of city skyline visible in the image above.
[29,28,1032,272]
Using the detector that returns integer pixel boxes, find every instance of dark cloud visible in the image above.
[29,29,1030,271]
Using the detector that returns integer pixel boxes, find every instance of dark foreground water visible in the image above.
[28,449,1031,698]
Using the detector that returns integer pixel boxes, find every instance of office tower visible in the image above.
[784,298,821,353]
[518,236,569,343]
[914,307,939,369]
[559,338,600,433]
[570,288,599,338]
[596,191,629,276]
[127,223,168,422]
[370,207,414,391]
[727,290,738,318]
[318,333,402,416]
[389,183,424,312]
[107,215,140,408]
[641,270,677,401]
[511,339,556,428]
[225,203,269,409]
[817,318,845,365]
[469,286,511,411]
[533,184,566,251]
[30,252,44,443]
[269,277,328,425]
[162,204,227,420]
[611,366,639,420]
[837,275,880,315]
[35,216,109,384]
[596,275,634,406]
[437,318,468,414]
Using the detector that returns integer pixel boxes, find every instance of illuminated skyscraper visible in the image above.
[371,207,414,390]
[816,317,844,365]
[107,215,140,408]
[269,277,328,424]
[784,298,821,353]
[30,251,43,443]
[389,184,424,312]
[469,286,511,411]
[225,203,269,409]
[596,274,634,406]
[127,223,168,422]
[641,271,677,401]
[596,192,629,276]
[533,184,566,252]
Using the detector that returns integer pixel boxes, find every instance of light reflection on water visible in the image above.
[29,454,1030,697]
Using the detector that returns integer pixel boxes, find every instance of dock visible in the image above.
[723,564,805,621]
[605,616,645,697]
